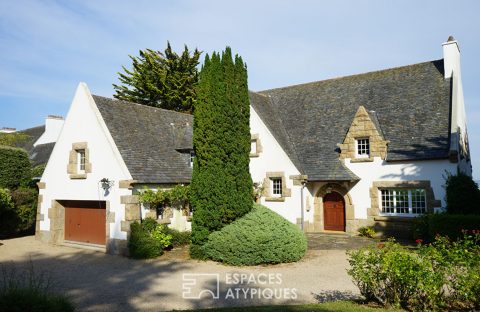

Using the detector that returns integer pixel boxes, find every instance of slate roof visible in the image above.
[14,126,55,167]
[93,95,193,184]
[251,60,451,181]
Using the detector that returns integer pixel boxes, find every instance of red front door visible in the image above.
[65,204,106,245]
[323,192,345,231]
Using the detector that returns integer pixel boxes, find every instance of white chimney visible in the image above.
[442,35,460,79]
[33,115,64,146]
[0,127,17,133]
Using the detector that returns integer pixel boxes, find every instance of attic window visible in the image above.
[251,140,257,154]
[271,178,282,197]
[356,138,370,158]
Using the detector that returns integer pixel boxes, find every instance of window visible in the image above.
[380,189,426,215]
[356,138,370,158]
[250,140,257,154]
[271,178,282,197]
[77,149,86,173]
[189,151,195,168]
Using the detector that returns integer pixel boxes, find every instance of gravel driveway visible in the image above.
[0,235,373,311]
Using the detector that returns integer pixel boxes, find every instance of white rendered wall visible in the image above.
[249,106,306,224]
[34,117,64,146]
[39,83,133,240]
[344,157,458,219]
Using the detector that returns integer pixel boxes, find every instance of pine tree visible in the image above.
[113,42,201,113]
[190,48,253,258]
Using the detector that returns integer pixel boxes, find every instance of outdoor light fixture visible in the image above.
[100,178,114,192]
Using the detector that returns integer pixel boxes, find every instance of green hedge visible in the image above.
[203,204,307,265]
[414,213,480,242]
[0,146,32,189]
[445,171,480,214]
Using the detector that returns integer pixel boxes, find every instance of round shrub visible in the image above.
[128,218,173,259]
[203,204,307,265]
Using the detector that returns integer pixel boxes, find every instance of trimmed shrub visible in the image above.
[413,213,480,242]
[0,146,32,189]
[358,226,376,238]
[128,218,172,259]
[11,187,38,233]
[445,171,480,214]
[203,204,307,265]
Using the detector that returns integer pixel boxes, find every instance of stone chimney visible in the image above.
[442,35,460,79]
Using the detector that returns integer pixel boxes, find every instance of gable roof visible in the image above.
[93,95,193,184]
[251,59,451,181]
[15,125,55,167]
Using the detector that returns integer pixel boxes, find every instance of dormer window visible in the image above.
[77,149,86,173]
[356,138,370,158]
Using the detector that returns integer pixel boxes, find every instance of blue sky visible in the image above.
[0,0,479,179]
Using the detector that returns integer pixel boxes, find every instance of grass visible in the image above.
[173,301,403,311]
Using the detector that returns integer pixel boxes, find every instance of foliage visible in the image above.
[0,132,29,147]
[190,47,253,258]
[0,146,32,189]
[128,218,173,259]
[10,187,38,232]
[113,42,201,113]
[252,182,265,202]
[347,232,480,311]
[31,164,46,179]
[203,205,307,266]
[0,189,16,236]
[164,227,191,247]
[139,184,190,207]
[0,263,74,312]
[413,212,480,242]
[358,226,376,238]
[444,171,480,214]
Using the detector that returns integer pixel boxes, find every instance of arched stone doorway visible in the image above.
[323,192,345,231]
[313,183,355,233]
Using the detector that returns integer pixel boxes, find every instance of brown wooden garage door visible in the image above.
[64,201,106,245]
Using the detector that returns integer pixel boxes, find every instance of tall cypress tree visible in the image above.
[190,48,253,258]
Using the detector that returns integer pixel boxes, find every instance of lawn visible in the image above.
[174,301,402,311]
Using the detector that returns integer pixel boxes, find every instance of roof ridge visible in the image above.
[259,59,443,93]
[92,94,193,118]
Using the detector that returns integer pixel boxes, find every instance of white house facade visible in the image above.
[36,37,472,254]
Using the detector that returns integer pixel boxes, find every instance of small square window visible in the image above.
[356,138,370,158]
[77,149,86,173]
[271,178,282,197]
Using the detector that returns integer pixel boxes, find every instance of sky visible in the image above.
[0,0,479,179]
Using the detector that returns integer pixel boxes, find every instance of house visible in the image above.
[36,37,471,254]
[1,115,64,168]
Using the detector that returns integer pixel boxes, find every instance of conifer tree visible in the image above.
[190,48,253,258]
[113,42,201,113]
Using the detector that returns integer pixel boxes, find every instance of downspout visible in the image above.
[300,180,307,231]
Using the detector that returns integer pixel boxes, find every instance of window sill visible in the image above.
[350,157,374,163]
[70,174,87,179]
[249,153,260,158]
[265,197,285,202]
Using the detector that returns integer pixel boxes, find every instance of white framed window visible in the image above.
[189,151,195,168]
[250,139,257,154]
[356,138,370,158]
[271,178,282,197]
[380,189,426,216]
[77,149,86,173]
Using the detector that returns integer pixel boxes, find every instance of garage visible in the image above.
[62,200,106,245]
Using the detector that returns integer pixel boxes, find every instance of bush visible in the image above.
[0,263,74,312]
[11,187,38,233]
[358,226,376,238]
[203,204,307,265]
[0,189,17,237]
[164,227,191,247]
[0,146,32,190]
[347,232,480,311]
[128,218,172,259]
[445,171,480,214]
[413,213,480,242]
